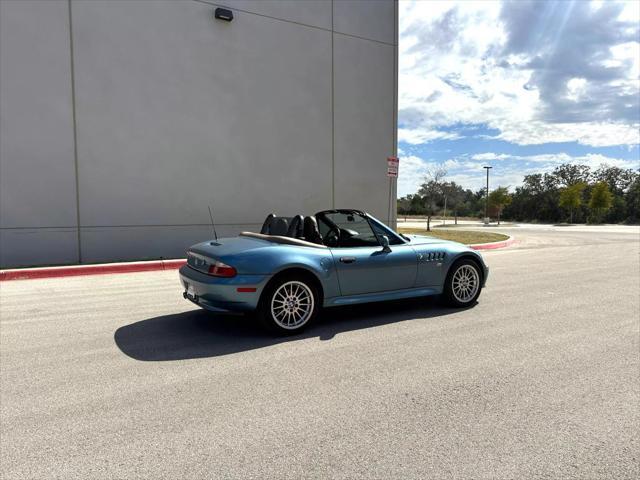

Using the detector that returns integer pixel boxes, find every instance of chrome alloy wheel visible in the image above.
[451,264,480,303]
[270,281,315,330]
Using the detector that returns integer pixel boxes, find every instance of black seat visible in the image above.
[260,214,276,234]
[303,216,323,244]
[287,215,304,238]
[270,217,289,236]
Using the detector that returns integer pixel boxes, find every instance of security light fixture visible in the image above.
[214,7,233,22]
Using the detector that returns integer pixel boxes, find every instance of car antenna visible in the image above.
[208,205,218,241]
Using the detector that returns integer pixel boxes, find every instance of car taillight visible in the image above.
[207,260,237,278]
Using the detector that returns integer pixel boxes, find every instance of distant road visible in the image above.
[399,218,640,234]
[1,228,638,479]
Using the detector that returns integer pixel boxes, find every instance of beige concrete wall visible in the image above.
[0,0,397,267]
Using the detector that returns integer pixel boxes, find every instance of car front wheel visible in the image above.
[257,276,319,334]
[443,259,483,307]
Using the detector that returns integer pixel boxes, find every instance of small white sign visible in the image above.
[387,157,399,177]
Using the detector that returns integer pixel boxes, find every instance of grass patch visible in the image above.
[398,228,509,245]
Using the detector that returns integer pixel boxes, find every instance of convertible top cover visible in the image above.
[239,231,328,248]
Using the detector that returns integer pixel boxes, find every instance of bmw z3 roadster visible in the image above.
[179,209,489,334]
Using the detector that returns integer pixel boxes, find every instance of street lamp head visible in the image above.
[483,166,493,170]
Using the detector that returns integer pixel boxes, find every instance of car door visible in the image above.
[319,212,418,296]
[332,244,418,296]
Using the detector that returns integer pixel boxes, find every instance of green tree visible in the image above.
[625,176,640,223]
[441,181,466,224]
[552,164,591,187]
[488,186,512,225]
[592,165,636,194]
[504,173,561,223]
[418,166,447,231]
[558,182,586,223]
[397,196,412,220]
[592,165,638,223]
[588,182,613,223]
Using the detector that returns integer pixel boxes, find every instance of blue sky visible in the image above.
[397,0,640,196]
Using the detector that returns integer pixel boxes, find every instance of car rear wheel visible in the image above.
[443,259,482,308]
[257,275,319,334]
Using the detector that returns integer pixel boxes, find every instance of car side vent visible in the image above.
[422,251,446,262]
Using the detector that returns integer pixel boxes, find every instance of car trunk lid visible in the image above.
[186,236,272,273]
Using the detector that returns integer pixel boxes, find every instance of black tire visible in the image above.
[256,274,320,335]
[442,258,483,308]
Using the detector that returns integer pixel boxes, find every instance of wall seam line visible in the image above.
[331,0,335,209]
[192,0,396,46]
[332,30,395,47]
[393,0,399,228]
[67,0,82,263]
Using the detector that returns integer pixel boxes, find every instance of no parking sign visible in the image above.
[387,157,399,177]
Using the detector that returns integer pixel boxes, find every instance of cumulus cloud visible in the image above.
[397,155,432,196]
[500,0,639,124]
[399,0,640,147]
[471,153,512,161]
[398,127,461,144]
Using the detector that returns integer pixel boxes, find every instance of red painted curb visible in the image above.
[0,259,186,281]
[470,236,515,250]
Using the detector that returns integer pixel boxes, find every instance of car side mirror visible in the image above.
[380,235,391,253]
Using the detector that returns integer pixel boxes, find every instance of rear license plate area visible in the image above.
[185,283,198,301]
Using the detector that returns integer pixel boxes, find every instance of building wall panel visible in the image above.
[333,34,396,223]
[0,0,78,229]
[333,0,396,44]
[0,0,397,267]
[72,0,332,227]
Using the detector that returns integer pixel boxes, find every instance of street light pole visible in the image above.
[443,195,447,226]
[483,166,492,223]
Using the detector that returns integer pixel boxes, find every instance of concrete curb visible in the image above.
[469,236,515,250]
[0,259,186,281]
[1,236,516,281]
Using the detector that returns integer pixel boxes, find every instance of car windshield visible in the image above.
[320,212,379,247]
[367,215,405,245]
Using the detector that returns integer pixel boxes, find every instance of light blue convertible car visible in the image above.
[179,209,488,334]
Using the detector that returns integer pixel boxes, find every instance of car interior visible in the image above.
[239,210,404,248]
[256,214,325,245]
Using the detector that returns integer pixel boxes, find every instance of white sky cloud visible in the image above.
[398,0,640,147]
[397,155,432,197]
[398,128,461,144]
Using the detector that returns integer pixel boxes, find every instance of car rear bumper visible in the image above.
[179,265,270,312]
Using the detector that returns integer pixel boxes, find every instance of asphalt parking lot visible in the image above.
[1,226,639,479]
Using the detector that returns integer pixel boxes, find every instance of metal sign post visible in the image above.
[387,157,399,226]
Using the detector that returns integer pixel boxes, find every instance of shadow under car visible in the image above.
[113,297,464,362]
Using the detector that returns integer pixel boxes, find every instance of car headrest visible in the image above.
[270,217,289,236]
[303,216,323,244]
[287,215,304,238]
[260,213,276,234]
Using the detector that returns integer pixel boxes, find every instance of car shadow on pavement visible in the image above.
[114,297,463,361]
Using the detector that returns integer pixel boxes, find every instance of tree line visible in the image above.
[397,163,639,228]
